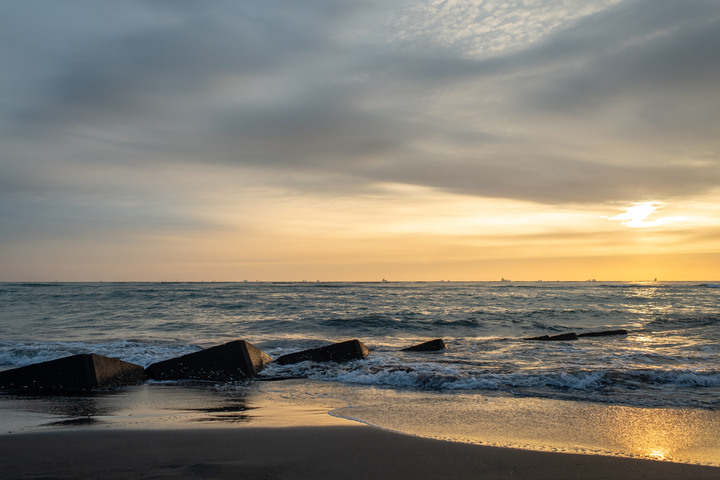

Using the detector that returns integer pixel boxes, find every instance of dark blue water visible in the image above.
[1,281,718,408]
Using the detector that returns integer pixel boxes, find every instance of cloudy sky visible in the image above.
[2,0,719,281]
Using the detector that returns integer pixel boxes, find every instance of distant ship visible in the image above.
[382,278,388,283]
[501,278,511,282]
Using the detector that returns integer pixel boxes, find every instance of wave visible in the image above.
[196,302,247,311]
[644,314,719,331]
[430,318,483,328]
[3,337,719,409]
[491,284,546,289]
[0,340,200,369]
[320,314,405,330]
[261,355,720,407]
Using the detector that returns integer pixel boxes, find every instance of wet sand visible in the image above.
[1,382,719,478]
[2,426,719,479]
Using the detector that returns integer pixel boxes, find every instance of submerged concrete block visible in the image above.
[578,329,628,338]
[402,339,448,352]
[549,333,578,341]
[145,340,273,381]
[0,354,145,391]
[276,339,370,365]
[526,335,550,341]
[526,333,578,341]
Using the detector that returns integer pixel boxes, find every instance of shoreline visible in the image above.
[2,381,719,478]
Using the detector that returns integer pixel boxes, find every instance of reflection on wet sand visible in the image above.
[46,417,102,427]
[312,381,720,466]
[183,401,253,423]
[2,380,718,466]
[0,383,256,430]
[597,405,718,464]
[9,392,113,418]
[0,381,353,432]
[3,391,115,428]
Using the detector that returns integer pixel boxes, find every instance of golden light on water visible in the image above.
[328,389,720,466]
[632,334,654,343]
[597,405,719,464]
[648,449,667,461]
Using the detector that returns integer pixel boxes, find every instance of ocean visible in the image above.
[1,281,719,464]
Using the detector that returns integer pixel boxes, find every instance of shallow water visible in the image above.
[268,379,720,467]
[2,379,718,467]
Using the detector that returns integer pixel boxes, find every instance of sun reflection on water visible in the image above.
[648,449,667,461]
[597,405,718,463]
[324,382,720,466]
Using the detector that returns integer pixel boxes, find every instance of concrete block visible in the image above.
[276,339,370,365]
[0,354,145,391]
[526,333,578,341]
[578,329,628,338]
[402,339,447,352]
[145,340,273,381]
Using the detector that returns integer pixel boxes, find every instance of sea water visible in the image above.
[1,281,719,463]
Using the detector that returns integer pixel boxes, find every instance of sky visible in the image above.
[1,0,719,282]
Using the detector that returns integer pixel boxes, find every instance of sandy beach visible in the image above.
[1,382,719,479]
[2,425,720,479]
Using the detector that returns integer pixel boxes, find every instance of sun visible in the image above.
[612,202,659,227]
[607,202,685,229]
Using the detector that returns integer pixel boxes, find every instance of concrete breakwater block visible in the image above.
[402,339,447,352]
[145,340,273,381]
[0,354,145,391]
[578,329,628,338]
[276,339,370,365]
[527,330,628,341]
[526,333,579,341]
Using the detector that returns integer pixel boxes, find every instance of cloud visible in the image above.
[2,0,719,208]
[7,1,371,130]
[516,1,720,122]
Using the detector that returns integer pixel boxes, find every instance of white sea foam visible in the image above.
[0,340,200,369]
[261,350,720,408]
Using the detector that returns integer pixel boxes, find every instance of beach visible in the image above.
[4,426,720,480]
[2,381,720,479]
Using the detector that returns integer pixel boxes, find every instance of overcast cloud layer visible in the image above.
[4,1,720,196]
[1,0,720,278]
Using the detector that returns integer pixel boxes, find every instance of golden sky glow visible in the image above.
[1,1,720,281]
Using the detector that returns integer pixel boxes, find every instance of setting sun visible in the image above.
[610,202,660,227]
[607,202,688,229]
